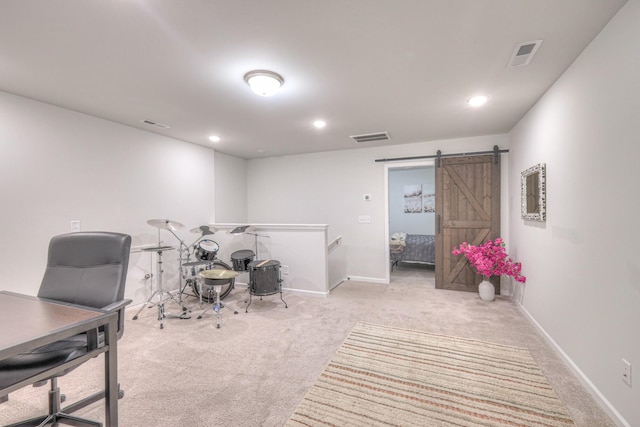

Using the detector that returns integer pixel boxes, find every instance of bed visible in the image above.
[390,234,436,270]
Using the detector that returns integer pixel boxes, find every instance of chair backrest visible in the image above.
[37,232,131,309]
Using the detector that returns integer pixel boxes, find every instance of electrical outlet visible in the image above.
[70,220,81,232]
[282,265,289,275]
[622,359,632,387]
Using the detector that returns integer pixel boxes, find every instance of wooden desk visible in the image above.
[0,291,119,425]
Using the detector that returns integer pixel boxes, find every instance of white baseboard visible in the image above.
[281,287,329,298]
[329,279,345,291]
[516,302,630,427]
[345,275,387,284]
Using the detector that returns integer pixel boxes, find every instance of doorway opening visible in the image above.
[384,160,435,285]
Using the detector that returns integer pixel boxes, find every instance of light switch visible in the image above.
[70,220,81,232]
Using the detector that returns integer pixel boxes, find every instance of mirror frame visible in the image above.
[521,163,546,221]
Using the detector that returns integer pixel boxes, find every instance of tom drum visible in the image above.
[194,239,219,261]
[230,249,255,272]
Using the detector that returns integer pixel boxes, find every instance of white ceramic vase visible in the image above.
[478,279,495,301]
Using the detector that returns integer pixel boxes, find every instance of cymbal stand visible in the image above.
[245,232,269,259]
[133,233,190,328]
[166,228,205,309]
[197,279,238,329]
[175,236,194,309]
[176,235,215,307]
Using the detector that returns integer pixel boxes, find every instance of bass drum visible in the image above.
[192,260,234,303]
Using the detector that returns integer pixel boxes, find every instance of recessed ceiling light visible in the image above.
[467,95,489,107]
[244,70,284,97]
[313,120,326,129]
[208,135,221,143]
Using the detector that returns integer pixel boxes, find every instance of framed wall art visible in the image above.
[521,163,546,221]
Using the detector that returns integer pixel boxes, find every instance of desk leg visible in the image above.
[105,316,119,426]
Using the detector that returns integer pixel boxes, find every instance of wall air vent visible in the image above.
[507,40,543,68]
[141,119,170,129]
[350,131,390,143]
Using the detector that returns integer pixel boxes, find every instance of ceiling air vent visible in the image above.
[507,40,543,68]
[350,131,390,143]
[141,119,170,129]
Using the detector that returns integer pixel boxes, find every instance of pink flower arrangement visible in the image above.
[452,238,526,283]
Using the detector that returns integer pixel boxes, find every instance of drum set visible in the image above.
[133,218,287,329]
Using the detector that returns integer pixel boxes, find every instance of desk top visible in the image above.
[0,291,104,355]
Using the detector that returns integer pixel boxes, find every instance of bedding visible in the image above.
[390,234,435,269]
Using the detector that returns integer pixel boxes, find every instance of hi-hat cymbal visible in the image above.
[146,219,185,231]
[199,269,239,280]
[189,225,217,235]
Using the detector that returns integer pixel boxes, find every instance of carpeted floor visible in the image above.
[286,322,575,426]
[0,266,615,426]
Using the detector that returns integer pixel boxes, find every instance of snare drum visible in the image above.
[191,260,234,302]
[230,249,255,272]
[181,260,214,280]
[194,239,219,261]
[248,260,281,296]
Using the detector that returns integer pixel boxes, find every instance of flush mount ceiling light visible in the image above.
[313,120,326,129]
[467,95,489,107]
[208,135,221,143]
[244,70,284,96]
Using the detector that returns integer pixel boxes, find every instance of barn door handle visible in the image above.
[436,214,441,234]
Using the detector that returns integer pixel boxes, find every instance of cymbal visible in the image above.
[230,225,252,235]
[146,219,185,231]
[199,269,239,280]
[141,245,174,252]
[189,225,217,235]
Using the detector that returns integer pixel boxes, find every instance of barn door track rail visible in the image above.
[374,145,508,166]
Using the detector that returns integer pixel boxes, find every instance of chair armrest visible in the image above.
[100,299,132,339]
[101,299,132,313]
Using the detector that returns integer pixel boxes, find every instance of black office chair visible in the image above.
[0,231,132,427]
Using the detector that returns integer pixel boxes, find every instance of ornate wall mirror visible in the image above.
[521,163,546,221]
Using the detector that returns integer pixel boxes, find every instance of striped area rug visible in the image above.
[286,322,575,427]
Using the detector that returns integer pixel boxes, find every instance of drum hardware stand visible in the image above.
[197,270,239,329]
[176,225,219,306]
[196,283,238,329]
[166,230,197,311]
[245,286,288,312]
[164,226,211,309]
[132,245,190,329]
[247,232,269,259]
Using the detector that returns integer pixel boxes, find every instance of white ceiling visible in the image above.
[0,1,627,159]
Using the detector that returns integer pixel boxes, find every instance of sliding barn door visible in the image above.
[435,155,501,293]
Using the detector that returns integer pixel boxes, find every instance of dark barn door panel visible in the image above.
[435,155,501,293]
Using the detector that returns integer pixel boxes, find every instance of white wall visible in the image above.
[247,134,508,283]
[508,1,640,425]
[0,91,222,305]
[214,151,247,224]
[202,224,329,296]
[388,167,435,235]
